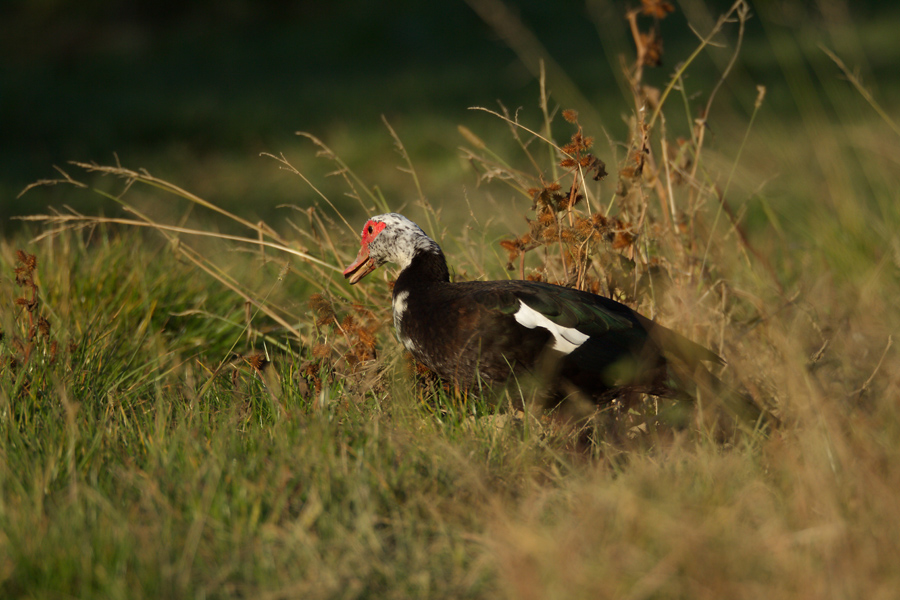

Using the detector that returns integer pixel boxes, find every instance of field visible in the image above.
[2,1,900,598]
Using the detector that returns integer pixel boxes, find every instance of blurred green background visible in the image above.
[3,0,899,232]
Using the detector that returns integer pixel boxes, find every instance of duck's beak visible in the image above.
[343,245,378,284]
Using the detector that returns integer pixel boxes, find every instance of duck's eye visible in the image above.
[367,225,374,235]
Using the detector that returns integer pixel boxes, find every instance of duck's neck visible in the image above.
[394,248,450,293]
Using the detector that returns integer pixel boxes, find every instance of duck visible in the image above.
[342,212,725,404]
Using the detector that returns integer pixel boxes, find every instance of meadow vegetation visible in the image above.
[2,1,899,597]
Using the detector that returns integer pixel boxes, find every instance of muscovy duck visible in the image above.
[342,213,723,403]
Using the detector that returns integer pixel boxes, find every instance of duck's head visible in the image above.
[342,213,440,284]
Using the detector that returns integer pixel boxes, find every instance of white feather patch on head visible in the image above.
[514,300,589,355]
[369,213,441,271]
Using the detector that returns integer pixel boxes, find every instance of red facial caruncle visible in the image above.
[342,220,387,284]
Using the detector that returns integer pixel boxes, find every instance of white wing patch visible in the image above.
[514,300,589,355]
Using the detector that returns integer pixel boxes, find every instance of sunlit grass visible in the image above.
[3,0,900,598]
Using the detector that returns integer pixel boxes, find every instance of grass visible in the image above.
[3,1,900,597]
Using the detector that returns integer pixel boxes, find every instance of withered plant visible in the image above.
[2,251,60,377]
